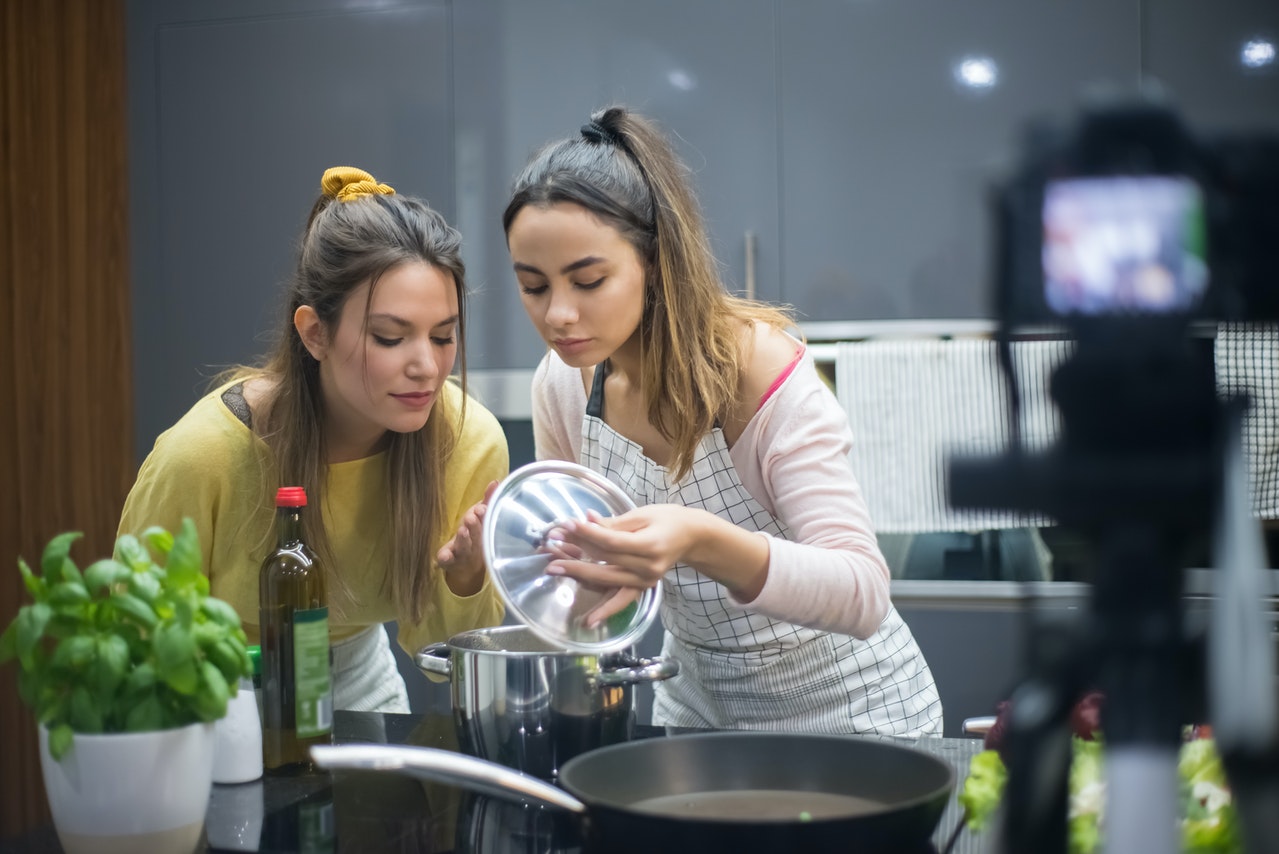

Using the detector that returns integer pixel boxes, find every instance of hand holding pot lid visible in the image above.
[542,503,695,589]
[482,461,662,653]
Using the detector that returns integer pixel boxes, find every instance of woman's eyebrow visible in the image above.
[513,256,606,276]
[368,313,459,330]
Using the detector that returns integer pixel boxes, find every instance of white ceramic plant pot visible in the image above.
[39,721,217,854]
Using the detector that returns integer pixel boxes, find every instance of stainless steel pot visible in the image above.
[416,625,678,780]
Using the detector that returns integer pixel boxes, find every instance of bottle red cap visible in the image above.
[275,486,308,507]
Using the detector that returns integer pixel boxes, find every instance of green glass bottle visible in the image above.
[259,486,333,773]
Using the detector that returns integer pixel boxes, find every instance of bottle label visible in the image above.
[292,607,333,737]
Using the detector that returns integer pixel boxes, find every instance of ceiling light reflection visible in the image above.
[1241,39,1276,70]
[667,70,696,91]
[954,56,998,90]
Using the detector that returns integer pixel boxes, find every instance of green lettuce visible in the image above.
[1067,738,1105,854]
[1179,738,1239,854]
[961,736,1239,853]
[958,749,1007,831]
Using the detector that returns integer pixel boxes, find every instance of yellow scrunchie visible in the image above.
[321,166,396,202]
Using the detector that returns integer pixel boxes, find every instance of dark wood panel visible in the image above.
[0,0,131,838]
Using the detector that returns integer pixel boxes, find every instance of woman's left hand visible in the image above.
[437,481,499,593]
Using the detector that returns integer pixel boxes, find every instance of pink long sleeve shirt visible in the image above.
[530,348,892,640]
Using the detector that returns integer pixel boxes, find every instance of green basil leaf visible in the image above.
[44,613,86,640]
[141,526,174,557]
[109,592,158,630]
[200,598,242,630]
[171,598,195,628]
[48,582,90,608]
[164,519,203,589]
[93,635,129,695]
[195,660,229,720]
[83,559,131,594]
[16,603,53,659]
[150,595,175,622]
[113,534,152,572]
[69,686,103,733]
[54,559,84,586]
[193,617,223,639]
[50,635,96,670]
[161,660,199,696]
[18,557,45,599]
[34,691,64,728]
[48,723,75,760]
[127,571,161,604]
[154,623,198,695]
[125,696,165,732]
[123,662,157,694]
[206,638,248,683]
[40,532,82,578]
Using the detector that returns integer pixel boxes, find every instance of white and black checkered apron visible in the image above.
[582,364,943,735]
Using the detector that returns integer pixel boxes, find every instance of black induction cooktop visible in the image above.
[198,712,969,854]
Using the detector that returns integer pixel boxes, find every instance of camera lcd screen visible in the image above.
[1042,176,1209,316]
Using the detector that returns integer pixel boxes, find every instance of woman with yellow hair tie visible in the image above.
[119,166,509,713]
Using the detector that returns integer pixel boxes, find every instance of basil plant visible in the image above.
[0,519,251,759]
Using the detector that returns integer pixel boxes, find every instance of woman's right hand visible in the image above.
[543,506,691,587]
[539,525,648,629]
[545,504,770,603]
[437,481,499,594]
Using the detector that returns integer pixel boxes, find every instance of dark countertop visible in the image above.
[1,711,989,854]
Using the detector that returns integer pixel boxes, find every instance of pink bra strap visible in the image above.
[758,347,805,411]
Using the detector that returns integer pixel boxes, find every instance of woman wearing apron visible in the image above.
[500,108,943,735]
[120,167,509,713]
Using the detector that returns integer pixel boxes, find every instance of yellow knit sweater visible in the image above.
[119,379,508,656]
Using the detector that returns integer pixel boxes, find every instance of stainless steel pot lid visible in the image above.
[482,461,661,653]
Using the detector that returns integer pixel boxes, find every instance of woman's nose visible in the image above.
[407,338,438,378]
[545,290,578,327]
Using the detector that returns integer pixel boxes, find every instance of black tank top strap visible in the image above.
[586,361,608,418]
[221,382,252,429]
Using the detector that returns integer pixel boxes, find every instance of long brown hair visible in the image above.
[225,169,468,624]
[503,106,793,481]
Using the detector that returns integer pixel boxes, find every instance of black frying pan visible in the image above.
[313,731,953,854]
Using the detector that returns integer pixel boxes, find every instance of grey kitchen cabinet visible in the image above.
[125,1,1279,443]
[776,0,1142,323]
[127,0,454,460]
[453,0,779,372]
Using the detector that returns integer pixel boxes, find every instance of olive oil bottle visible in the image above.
[259,486,333,773]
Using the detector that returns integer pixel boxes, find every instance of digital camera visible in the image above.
[993,94,1279,328]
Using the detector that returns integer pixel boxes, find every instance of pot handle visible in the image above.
[596,656,680,686]
[414,643,452,677]
[310,744,586,814]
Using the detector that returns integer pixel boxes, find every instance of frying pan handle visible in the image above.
[414,643,452,677]
[310,744,587,814]
[596,656,680,686]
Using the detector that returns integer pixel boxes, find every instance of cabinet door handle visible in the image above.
[744,230,757,300]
